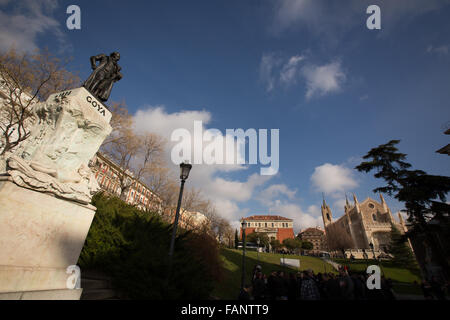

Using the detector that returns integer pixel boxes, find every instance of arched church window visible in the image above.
[372,214,377,222]
[369,203,375,209]
[326,213,330,221]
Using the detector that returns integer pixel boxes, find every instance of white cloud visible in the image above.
[311,163,358,195]
[133,105,274,227]
[253,183,324,232]
[279,55,305,86]
[271,202,323,233]
[210,174,272,203]
[134,106,212,141]
[271,0,318,35]
[259,54,346,99]
[259,53,282,92]
[302,61,346,99]
[257,184,297,206]
[427,45,449,55]
[0,0,68,53]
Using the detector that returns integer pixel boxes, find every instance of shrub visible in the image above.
[78,193,222,299]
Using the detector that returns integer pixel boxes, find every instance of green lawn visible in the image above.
[332,259,422,283]
[333,258,423,295]
[213,248,336,300]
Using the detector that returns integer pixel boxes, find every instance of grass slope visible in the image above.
[213,248,336,300]
[213,249,424,299]
[333,259,423,295]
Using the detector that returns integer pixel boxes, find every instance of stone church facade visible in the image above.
[322,194,407,252]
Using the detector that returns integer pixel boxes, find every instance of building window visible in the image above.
[369,203,375,209]
[372,214,377,222]
[265,223,267,227]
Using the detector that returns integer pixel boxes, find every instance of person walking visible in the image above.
[253,272,266,300]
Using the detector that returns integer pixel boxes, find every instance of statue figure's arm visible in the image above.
[115,71,123,81]
[89,54,106,70]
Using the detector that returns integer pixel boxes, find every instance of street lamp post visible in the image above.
[363,248,368,268]
[369,242,383,275]
[168,162,192,261]
[369,242,375,262]
[241,220,247,290]
[257,237,260,264]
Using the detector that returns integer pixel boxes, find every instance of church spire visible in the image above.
[353,193,360,212]
[321,194,332,227]
[345,193,351,214]
[398,212,404,224]
[380,193,388,211]
[353,193,358,204]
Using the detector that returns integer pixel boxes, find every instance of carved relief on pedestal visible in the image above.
[3,87,112,205]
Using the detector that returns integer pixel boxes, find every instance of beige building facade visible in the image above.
[297,227,327,253]
[90,152,163,214]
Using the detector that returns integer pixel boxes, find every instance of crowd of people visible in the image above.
[420,276,448,300]
[238,264,448,300]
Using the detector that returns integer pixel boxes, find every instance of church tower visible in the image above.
[321,196,333,227]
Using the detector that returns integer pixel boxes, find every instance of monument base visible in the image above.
[0,178,94,299]
[0,289,82,300]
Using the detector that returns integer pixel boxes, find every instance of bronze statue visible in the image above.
[83,52,122,103]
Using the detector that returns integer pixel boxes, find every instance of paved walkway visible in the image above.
[394,293,425,300]
[322,258,341,271]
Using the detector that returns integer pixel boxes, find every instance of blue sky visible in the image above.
[1,0,449,232]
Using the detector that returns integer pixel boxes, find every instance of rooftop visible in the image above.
[299,227,325,235]
[242,215,292,222]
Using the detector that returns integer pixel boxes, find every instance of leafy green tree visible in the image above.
[387,224,417,268]
[301,241,314,250]
[246,232,270,248]
[270,239,281,251]
[356,139,450,279]
[282,238,302,251]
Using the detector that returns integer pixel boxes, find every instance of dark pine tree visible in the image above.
[356,140,450,280]
[387,224,417,269]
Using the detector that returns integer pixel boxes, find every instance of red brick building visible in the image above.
[240,215,294,243]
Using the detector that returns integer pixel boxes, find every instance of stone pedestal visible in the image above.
[0,87,111,299]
